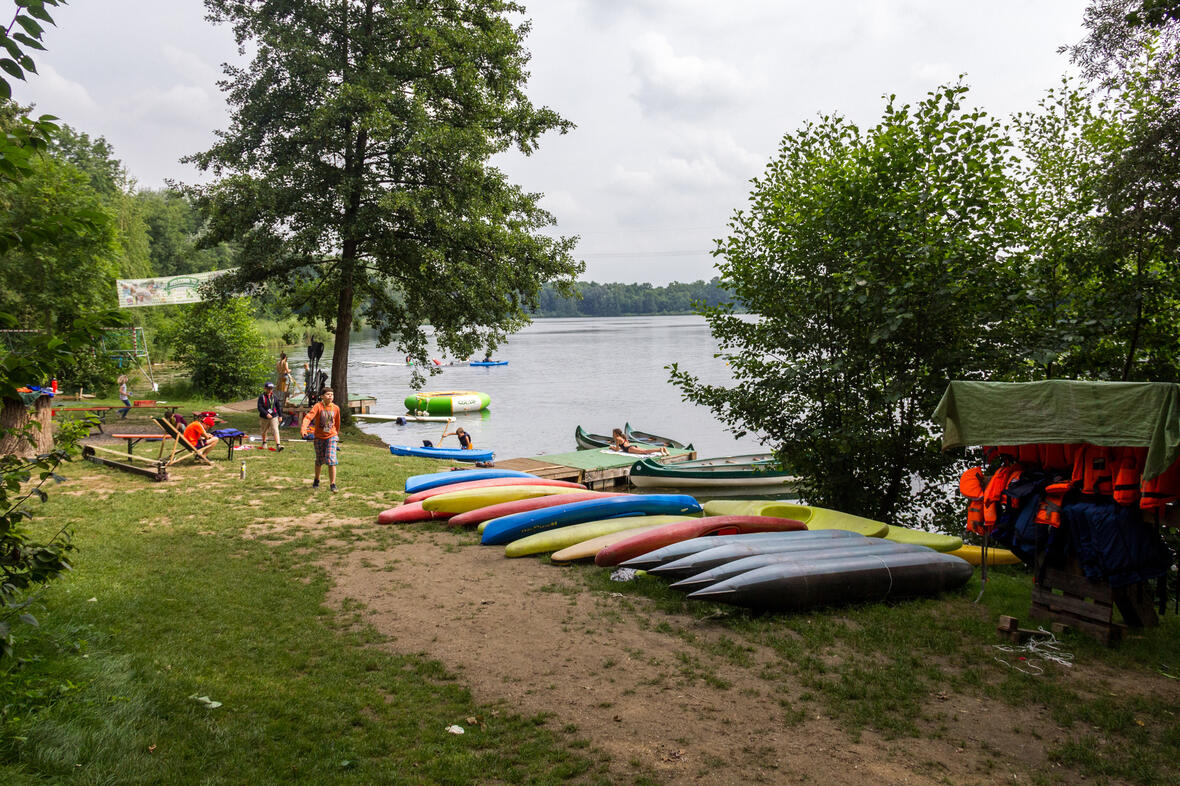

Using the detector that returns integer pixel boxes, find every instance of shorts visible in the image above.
[314,436,338,466]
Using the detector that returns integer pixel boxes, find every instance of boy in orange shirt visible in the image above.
[301,388,341,491]
[183,416,220,459]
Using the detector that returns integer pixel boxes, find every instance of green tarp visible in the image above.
[933,380,1180,481]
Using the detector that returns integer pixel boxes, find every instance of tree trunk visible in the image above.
[331,257,355,425]
[0,396,47,459]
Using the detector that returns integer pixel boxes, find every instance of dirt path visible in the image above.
[313,524,1119,784]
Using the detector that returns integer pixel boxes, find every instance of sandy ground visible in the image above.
[273,520,1174,785]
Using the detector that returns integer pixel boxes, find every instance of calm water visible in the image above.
[344,315,766,461]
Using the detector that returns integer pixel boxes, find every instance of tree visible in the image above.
[671,85,1018,526]
[170,297,270,401]
[188,0,581,414]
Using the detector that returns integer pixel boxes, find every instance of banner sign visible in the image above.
[116,269,234,308]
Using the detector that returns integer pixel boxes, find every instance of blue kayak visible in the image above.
[470,360,508,367]
[481,494,702,546]
[405,468,537,494]
[389,445,495,463]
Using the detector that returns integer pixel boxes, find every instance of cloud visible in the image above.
[629,32,749,118]
[24,64,97,114]
[160,44,225,88]
[122,84,223,129]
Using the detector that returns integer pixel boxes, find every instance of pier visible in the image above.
[495,447,696,490]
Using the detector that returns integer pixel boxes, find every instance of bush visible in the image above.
[170,298,269,401]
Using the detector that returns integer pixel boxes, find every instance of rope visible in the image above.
[993,627,1074,675]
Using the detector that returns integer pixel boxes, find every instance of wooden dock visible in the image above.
[495,447,696,490]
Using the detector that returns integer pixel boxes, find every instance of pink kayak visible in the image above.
[404,476,586,504]
[594,515,806,566]
[377,502,455,524]
[447,490,626,527]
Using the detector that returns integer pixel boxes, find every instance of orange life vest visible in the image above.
[1112,447,1147,506]
[1141,456,1180,510]
[1037,443,1071,472]
[1071,444,1114,496]
[1034,481,1071,528]
[981,464,1022,533]
[959,467,987,533]
[1016,444,1040,464]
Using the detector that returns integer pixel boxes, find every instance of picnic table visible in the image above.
[110,432,169,459]
[210,428,247,460]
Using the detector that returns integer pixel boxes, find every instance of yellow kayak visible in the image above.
[883,525,962,553]
[549,523,675,563]
[702,500,888,538]
[506,515,694,558]
[422,484,585,514]
[948,544,1022,566]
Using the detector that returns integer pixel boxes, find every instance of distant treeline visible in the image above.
[529,277,738,317]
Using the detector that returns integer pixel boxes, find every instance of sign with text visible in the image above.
[116,269,234,308]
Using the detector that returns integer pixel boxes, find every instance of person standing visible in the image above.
[257,381,284,451]
[116,374,131,419]
[275,352,291,407]
[301,387,341,491]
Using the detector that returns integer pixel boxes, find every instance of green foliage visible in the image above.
[136,188,236,277]
[188,0,582,411]
[672,85,1017,525]
[529,278,738,317]
[169,298,269,401]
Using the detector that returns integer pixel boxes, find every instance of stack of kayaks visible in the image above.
[629,453,798,488]
[375,482,993,612]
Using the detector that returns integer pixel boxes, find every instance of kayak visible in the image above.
[702,500,888,537]
[650,533,884,581]
[550,523,673,563]
[404,390,491,415]
[423,484,591,514]
[355,413,453,423]
[481,494,703,546]
[594,515,808,567]
[405,468,536,494]
[470,360,508,367]
[624,423,690,449]
[629,455,798,488]
[404,477,585,505]
[948,544,1022,566]
[687,551,973,611]
[449,491,625,527]
[389,444,494,462]
[505,515,696,558]
[621,530,863,571]
[377,502,454,524]
[883,525,962,553]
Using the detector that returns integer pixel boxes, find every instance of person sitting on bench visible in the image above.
[183,416,220,459]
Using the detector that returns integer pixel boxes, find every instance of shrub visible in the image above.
[170,298,269,401]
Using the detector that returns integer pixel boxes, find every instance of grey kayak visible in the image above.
[687,551,974,611]
[621,529,861,571]
[650,533,883,580]
[669,541,934,592]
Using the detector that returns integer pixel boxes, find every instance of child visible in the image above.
[117,374,131,419]
[183,416,220,459]
[443,425,474,449]
[301,387,341,491]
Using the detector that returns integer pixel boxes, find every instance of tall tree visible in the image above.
[671,86,1018,525]
[188,0,580,412]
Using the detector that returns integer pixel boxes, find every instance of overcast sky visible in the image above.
[14,1,1088,285]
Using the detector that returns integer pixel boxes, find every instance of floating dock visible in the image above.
[495,447,696,490]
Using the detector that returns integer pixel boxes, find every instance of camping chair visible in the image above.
[152,416,214,467]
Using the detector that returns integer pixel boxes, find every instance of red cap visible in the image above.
[202,416,216,427]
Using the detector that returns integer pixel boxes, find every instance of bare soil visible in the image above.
[294,522,1177,785]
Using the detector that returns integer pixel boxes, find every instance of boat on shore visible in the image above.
[574,424,688,451]
[389,444,494,462]
[629,453,797,488]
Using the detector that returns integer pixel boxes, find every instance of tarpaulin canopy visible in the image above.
[933,380,1180,481]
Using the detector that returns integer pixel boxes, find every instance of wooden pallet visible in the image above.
[1029,559,1159,645]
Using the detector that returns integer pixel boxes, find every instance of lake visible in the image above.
[343,315,767,461]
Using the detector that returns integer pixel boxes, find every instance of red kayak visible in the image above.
[594,515,806,566]
[377,502,455,524]
[447,490,626,527]
[404,477,586,504]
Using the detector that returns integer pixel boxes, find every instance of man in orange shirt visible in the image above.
[301,388,341,491]
[183,416,220,459]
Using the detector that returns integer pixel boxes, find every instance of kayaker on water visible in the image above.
[610,428,668,456]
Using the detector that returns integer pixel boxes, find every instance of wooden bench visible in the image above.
[109,432,169,459]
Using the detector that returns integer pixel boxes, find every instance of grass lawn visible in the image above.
[3,395,1180,784]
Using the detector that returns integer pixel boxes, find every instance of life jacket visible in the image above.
[1141,456,1180,510]
[981,464,1022,533]
[1034,481,1071,528]
[1017,444,1040,465]
[1037,443,1071,472]
[959,467,987,533]
[1072,444,1114,496]
[1112,447,1147,506]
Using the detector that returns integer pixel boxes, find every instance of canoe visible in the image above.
[620,530,862,571]
[948,544,1022,566]
[669,541,934,592]
[629,455,798,488]
[481,494,703,546]
[405,468,536,494]
[702,500,888,538]
[449,491,625,527]
[550,524,673,563]
[505,515,696,558]
[594,515,808,567]
[623,423,689,449]
[686,551,974,611]
[405,477,585,505]
[423,484,590,514]
[574,424,687,451]
[650,533,885,581]
[470,360,508,367]
[883,525,962,553]
[389,444,494,462]
[377,502,454,524]
[404,390,490,415]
